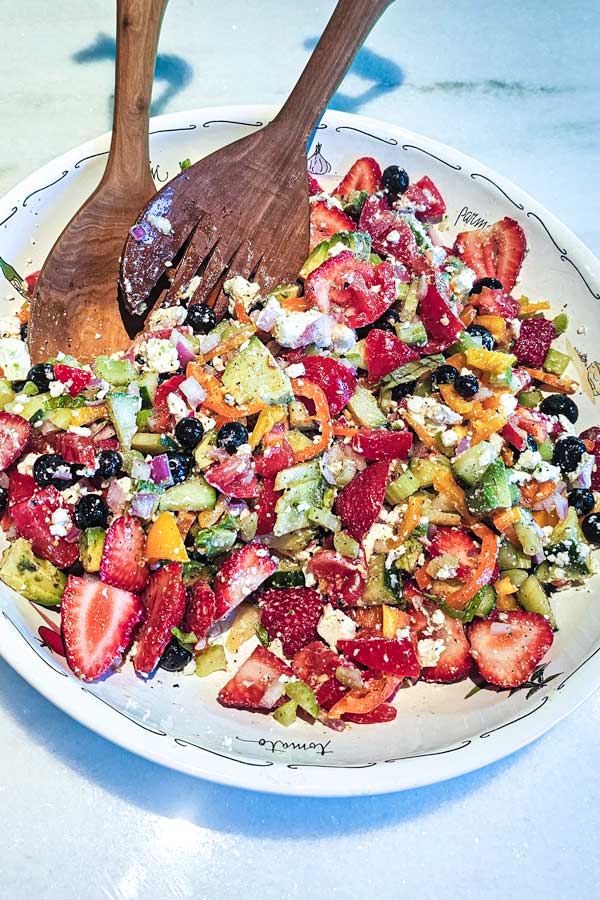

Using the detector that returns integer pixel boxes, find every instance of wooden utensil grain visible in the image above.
[28,0,168,364]
[121,0,393,322]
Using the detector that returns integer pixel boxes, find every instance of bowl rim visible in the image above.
[1,103,599,797]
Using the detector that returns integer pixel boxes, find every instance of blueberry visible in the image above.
[159,637,193,672]
[568,488,595,516]
[514,433,538,461]
[454,373,479,398]
[157,368,184,385]
[166,451,194,485]
[0,487,7,516]
[11,380,26,392]
[380,165,409,200]
[217,421,249,454]
[552,436,586,474]
[33,454,78,490]
[432,364,458,388]
[391,379,417,401]
[20,322,28,342]
[469,277,503,295]
[96,449,122,478]
[73,494,108,529]
[466,324,494,351]
[27,363,54,393]
[65,560,85,577]
[376,308,401,332]
[582,512,600,545]
[185,303,216,334]
[175,416,204,449]
[539,394,578,424]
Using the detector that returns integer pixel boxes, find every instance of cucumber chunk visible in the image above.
[452,441,498,487]
[106,392,139,448]
[159,477,217,511]
[517,575,557,629]
[345,385,386,427]
[94,355,138,386]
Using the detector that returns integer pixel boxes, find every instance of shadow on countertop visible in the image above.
[0,657,528,839]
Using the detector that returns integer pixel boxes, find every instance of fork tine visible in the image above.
[162,218,219,307]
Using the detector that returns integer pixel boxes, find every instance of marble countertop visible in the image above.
[1,2,599,898]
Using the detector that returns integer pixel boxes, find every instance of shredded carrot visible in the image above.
[460,306,477,326]
[176,510,196,539]
[332,422,362,438]
[473,314,506,340]
[492,507,521,534]
[195,323,256,364]
[520,300,551,314]
[441,524,499,610]
[438,383,483,418]
[290,378,332,462]
[414,563,433,592]
[16,301,30,324]
[186,362,266,420]
[522,367,577,395]
[432,468,474,525]
[234,300,252,324]
[520,479,556,508]
[470,413,507,445]
[386,495,424,549]
[280,294,312,311]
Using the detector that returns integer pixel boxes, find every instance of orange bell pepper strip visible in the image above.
[195,323,256,364]
[414,563,433,592]
[400,411,439,450]
[186,363,266,420]
[280,294,312,312]
[460,305,477,326]
[386,495,424,550]
[520,479,557,508]
[440,524,499,610]
[332,422,362,438]
[532,509,559,528]
[175,510,196,540]
[146,511,189,563]
[354,608,383,629]
[470,413,508,445]
[492,507,521,534]
[382,606,410,639]
[432,468,474,524]
[289,378,332,462]
[522,368,577,395]
[445,352,466,370]
[438,384,483,418]
[16,301,30,324]
[328,675,401,719]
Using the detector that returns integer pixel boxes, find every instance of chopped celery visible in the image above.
[285,680,319,717]
[240,511,258,542]
[0,379,16,409]
[195,645,227,677]
[333,532,360,558]
[383,354,445,387]
[274,699,298,726]
[552,312,568,335]
[256,624,271,647]
[395,321,428,347]
[307,507,342,532]
[518,389,543,409]
[543,348,570,376]
[94,355,138,385]
[399,276,419,322]
[345,385,386,427]
[275,460,322,490]
[386,470,420,504]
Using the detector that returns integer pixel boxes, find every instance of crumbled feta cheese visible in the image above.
[362,521,395,560]
[331,323,356,353]
[440,314,450,327]
[0,315,21,338]
[507,468,532,485]
[223,275,260,316]
[284,362,306,378]
[498,393,518,417]
[196,410,216,432]
[116,476,134,500]
[68,426,92,436]
[431,246,447,267]
[16,452,39,476]
[49,507,72,538]
[441,428,459,448]
[431,608,445,626]
[508,318,521,339]
[146,213,173,235]
[166,391,188,420]
[147,305,186,330]
[49,379,66,397]
[406,395,461,427]
[0,338,30,380]
[317,603,357,649]
[273,309,333,349]
[386,229,400,244]
[517,449,542,471]
[532,461,562,483]
[451,265,476,295]
[417,638,446,667]
[179,275,201,301]
[142,338,180,373]
[211,355,225,373]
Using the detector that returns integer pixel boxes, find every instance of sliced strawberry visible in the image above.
[134,563,187,676]
[343,703,397,724]
[56,433,96,469]
[501,421,528,452]
[468,610,554,688]
[308,173,322,196]
[217,645,293,710]
[52,364,93,397]
[512,316,556,368]
[11,486,78,568]
[0,412,31,471]
[259,587,325,657]
[205,448,259,499]
[338,635,420,678]
[510,407,553,444]
[364,329,419,381]
[335,460,390,541]
[420,279,464,345]
[334,157,382,199]
[184,580,216,639]
[99,515,150,593]
[428,527,480,578]
[213,543,277,620]
[413,601,472,683]
[61,576,144,681]
[254,425,294,477]
[473,287,520,319]
[454,218,526,292]
[292,640,341,689]
[316,676,348,711]
[255,475,281,536]
[309,201,356,250]
[307,549,367,606]
[301,356,358,417]
[403,175,446,222]
[304,251,397,330]
[7,470,35,507]
[351,428,412,461]
[358,194,423,266]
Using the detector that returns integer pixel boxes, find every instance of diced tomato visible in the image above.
[343,703,397,724]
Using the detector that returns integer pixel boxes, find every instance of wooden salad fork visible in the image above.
[28,0,169,364]
[120,0,394,321]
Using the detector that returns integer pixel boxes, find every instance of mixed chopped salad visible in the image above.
[1,155,599,729]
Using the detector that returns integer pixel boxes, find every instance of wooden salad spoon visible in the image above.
[28,0,169,364]
[120,0,394,321]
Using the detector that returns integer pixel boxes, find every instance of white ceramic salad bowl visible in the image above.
[1,105,599,797]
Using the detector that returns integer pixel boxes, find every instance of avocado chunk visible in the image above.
[299,229,372,280]
[79,528,106,573]
[221,336,293,406]
[0,538,66,606]
[465,458,512,515]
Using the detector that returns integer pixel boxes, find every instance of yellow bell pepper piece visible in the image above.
[382,606,407,639]
[69,404,109,427]
[464,347,516,375]
[249,404,286,449]
[473,315,507,340]
[146,511,189,563]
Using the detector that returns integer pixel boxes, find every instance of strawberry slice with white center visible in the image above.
[412,600,473,684]
[469,611,554,688]
[309,200,356,250]
[53,364,93,397]
[358,194,423,267]
[454,217,526,293]
[0,412,31,472]
[334,156,382,199]
[428,527,480,578]
[205,447,259,499]
[99,515,150,593]
[217,645,293,710]
[134,562,187,676]
[304,251,397,330]
[61,576,145,681]
[213,543,277,621]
